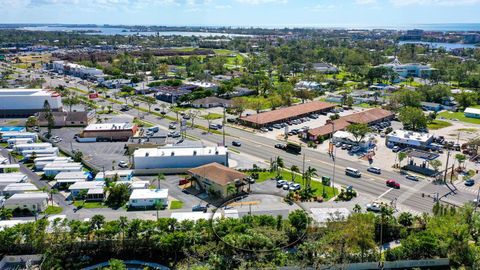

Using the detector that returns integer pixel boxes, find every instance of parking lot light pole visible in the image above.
[330,122,336,195]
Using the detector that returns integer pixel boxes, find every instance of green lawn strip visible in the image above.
[133,118,154,128]
[202,113,223,120]
[253,170,337,200]
[73,201,107,209]
[43,206,63,215]
[427,120,453,130]
[438,111,480,125]
[170,200,184,210]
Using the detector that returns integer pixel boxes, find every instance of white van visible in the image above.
[345,167,361,177]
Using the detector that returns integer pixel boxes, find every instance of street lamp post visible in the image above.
[330,122,336,195]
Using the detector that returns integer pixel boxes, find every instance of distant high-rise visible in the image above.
[402,29,424,41]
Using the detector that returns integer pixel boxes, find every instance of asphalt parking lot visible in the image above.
[258,107,367,140]
[45,127,129,170]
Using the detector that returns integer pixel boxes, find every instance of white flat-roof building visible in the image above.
[0,164,20,173]
[81,122,138,141]
[52,60,103,78]
[133,145,228,170]
[0,132,38,142]
[2,183,38,196]
[0,173,28,184]
[186,81,218,90]
[43,162,83,177]
[130,180,150,190]
[0,132,33,141]
[15,143,52,152]
[68,181,105,197]
[464,107,480,119]
[22,148,59,159]
[129,188,168,208]
[0,131,38,142]
[386,130,434,149]
[54,171,89,184]
[34,156,73,170]
[0,89,63,117]
[4,192,49,213]
[95,170,134,181]
[6,138,35,147]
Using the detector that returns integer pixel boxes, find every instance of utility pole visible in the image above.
[222,106,226,146]
[302,153,306,185]
[330,122,337,195]
[443,150,451,184]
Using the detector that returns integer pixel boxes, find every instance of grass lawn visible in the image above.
[356,103,378,109]
[133,118,154,127]
[170,200,184,210]
[427,120,453,130]
[43,206,63,215]
[457,128,478,132]
[438,111,480,125]
[202,113,223,120]
[73,201,107,209]
[253,170,337,200]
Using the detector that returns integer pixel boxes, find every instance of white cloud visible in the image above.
[310,4,336,11]
[215,4,232,9]
[390,0,480,6]
[355,0,376,4]
[235,0,287,5]
[0,0,177,8]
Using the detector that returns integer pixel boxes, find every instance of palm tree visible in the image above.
[118,216,128,242]
[455,154,466,170]
[275,156,284,177]
[290,165,300,182]
[226,184,237,198]
[304,166,318,189]
[156,173,165,189]
[0,208,13,220]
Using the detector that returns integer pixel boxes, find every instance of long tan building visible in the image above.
[307,108,394,140]
[239,101,336,128]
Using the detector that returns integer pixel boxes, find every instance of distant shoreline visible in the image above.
[1,23,480,32]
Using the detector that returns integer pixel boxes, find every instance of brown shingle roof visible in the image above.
[342,108,394,124]
[191,96,232,106]
[307,108,393,138]
[66,112,88,122]
[188,162,247,186]
[240,101,336,126]
[307,119,350,138]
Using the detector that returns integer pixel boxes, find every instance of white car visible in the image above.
[289,183,301,191]
[118,161,129,168]
[276,180,287,188]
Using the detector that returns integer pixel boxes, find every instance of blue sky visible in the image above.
[1,0,480,27]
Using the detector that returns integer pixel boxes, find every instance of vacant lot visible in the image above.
[438,111,480,125]
[427,120,452,130]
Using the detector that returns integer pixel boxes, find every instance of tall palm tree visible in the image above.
[226,184,237,198]
[304,166,318,189]
[156,173,165,189]
[275,156,284,177]
[290,165,300,182]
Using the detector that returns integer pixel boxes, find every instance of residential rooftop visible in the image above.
[129,188,168,200]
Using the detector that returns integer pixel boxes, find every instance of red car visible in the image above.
[386,179,400,189]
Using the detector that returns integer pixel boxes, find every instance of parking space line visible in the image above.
[378,188,393,199]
